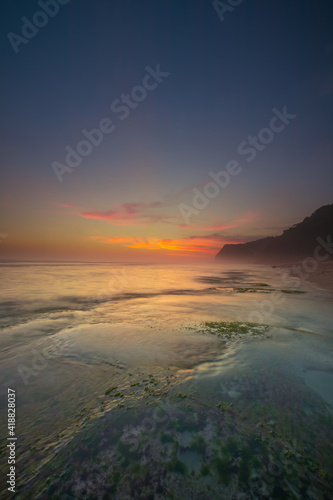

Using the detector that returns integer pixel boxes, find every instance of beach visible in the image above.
[0,261,332,498]
[306,261,333,292]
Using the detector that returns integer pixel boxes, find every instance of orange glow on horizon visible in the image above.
[89,236,242,254]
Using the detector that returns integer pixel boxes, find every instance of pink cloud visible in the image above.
[78,202,177,226]
[178,212,259,232]
[234,211,259,225]
[179,223,235,231]
[54,203,77,209]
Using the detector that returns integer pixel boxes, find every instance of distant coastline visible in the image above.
[216,204,333,264]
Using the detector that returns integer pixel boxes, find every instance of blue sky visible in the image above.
[1,0,332,261]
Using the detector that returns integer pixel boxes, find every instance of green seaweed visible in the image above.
[160,432,174,444]
[117,441,137,461]
[239,458,251,483]
[235,287,262,293]
[241,445,252,460]
[166,458,187,475]
[130,463,141,473]
[223,437,238,455]
[212,455,232,484]
[216,401,232,412]
[176,392,187,399]
[200,464,211,476]
[61,464,75,481]
[174,419,200,433]
[202,321,268,339]
[105,386,118,395]
[190,435,205,453]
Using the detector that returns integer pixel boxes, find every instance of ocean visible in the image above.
[0,262,332,498]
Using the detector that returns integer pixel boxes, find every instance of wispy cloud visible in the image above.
[179,223,234,231]
[78,202,178,226]
[184,233,244,243]
[233,211,259,225]
[77,202,259,232]
[179,211,259,231]
[81,203,262,257]
[54,202,77,209]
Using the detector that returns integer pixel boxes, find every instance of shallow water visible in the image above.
[0,262,332,499]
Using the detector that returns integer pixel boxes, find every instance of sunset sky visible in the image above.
[1,0,332,262]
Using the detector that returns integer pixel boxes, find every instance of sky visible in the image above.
[1,0,332,262]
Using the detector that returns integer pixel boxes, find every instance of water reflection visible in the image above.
[0,263,332,497]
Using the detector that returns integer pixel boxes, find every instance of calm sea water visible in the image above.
[0,262,332,498]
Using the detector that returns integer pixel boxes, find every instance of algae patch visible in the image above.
[216,401,232,412]
[105,386,118,395]
[196,321,269,340]
[234,287,271,293]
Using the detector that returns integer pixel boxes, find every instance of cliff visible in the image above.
[215,204,333,263]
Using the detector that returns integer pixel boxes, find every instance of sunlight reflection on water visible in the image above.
[0,262,332,497]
